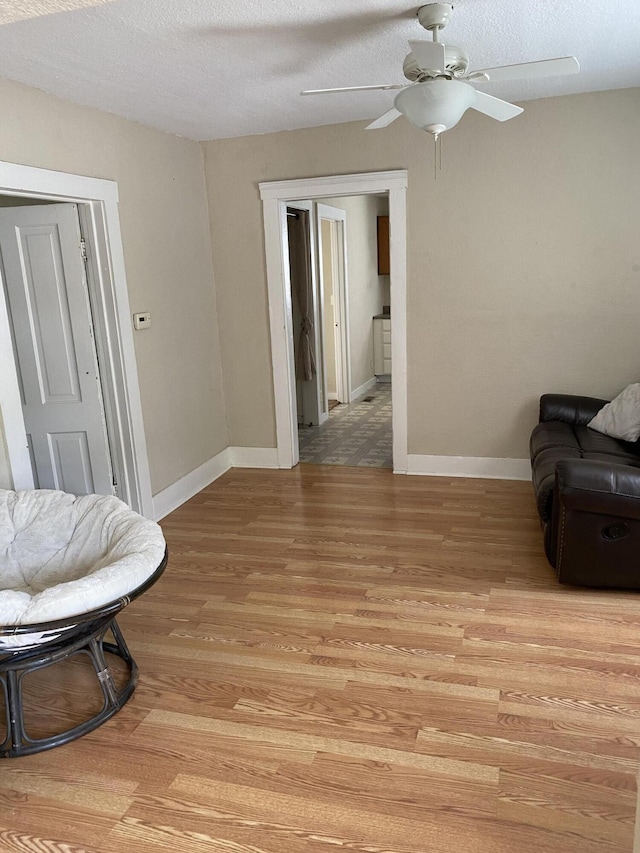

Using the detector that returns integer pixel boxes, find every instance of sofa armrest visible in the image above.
[539,394,608,426]
[552,459,640,587]
[555,459,640,519]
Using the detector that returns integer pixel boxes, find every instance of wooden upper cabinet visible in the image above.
[377,215,390,275]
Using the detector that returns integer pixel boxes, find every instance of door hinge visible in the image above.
[80,238,88,262]
[113,476,120,499]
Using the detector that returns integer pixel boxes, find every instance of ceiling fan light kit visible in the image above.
[394,77,476,134]
[301,3,580,143]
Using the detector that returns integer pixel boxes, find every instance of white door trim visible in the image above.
[259,170,408,473]
[0,159,153,517]
[316,204,350,405]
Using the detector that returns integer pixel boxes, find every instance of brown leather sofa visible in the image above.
[530,394,640,588]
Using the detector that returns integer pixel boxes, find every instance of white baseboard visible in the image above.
[228,446,279,468]
[153,448,529,520]
[351,376,377,400]
[327,389,337,400]
[153,446,280,519]
[153,448,231,520]
[406,455,531,481]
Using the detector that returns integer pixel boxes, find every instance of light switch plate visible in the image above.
[133,312,151,330]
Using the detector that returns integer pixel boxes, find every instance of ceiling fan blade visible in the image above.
[470,90,524,121]
[301,84,407,96]
[473,56,580,83]
[408,39,446,73]
[365,108,403,130]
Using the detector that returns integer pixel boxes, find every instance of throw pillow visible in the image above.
[587,383,640,442]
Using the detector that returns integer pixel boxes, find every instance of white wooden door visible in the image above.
[0,203,113,495]
[316,204,350,403]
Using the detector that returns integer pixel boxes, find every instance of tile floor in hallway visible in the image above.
[298,381,392,468]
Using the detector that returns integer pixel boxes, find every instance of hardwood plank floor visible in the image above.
[2,465,640,852]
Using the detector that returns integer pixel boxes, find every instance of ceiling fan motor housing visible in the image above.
[403,45,469,81]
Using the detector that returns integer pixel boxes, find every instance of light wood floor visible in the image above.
[3,465,640,852]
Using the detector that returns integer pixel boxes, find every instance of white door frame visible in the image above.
[259,170,408,473]
[0,160,154,518]
[316,204,350,405]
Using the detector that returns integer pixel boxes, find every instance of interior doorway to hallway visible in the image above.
[259,169,408,474]
[286,193,394,469]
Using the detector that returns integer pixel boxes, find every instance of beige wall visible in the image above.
[0,77,227,494]
[203,87,640,458]
[323,195,386,394]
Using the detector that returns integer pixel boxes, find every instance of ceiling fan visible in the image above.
[302,3,580,139]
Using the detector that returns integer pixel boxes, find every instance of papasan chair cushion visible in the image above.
[0,489,166,635]
[0,488,167,757]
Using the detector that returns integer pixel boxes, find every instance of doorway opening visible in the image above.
[290,194,393,469]
[259,170,407,473]
[0,160,153,517]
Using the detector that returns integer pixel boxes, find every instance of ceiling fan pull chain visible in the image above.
[433,135,437,180]
[432,131,443,179]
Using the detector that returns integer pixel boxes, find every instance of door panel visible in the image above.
[0,203,113,496]
[47,431,94,495]
[19,228,82,403]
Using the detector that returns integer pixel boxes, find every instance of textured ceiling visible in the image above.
[0,0,638,140]
[0,0,116,26]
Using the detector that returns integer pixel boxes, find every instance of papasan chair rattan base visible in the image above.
[0,489,167,758]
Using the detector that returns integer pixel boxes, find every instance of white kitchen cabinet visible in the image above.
[373,317,391,376]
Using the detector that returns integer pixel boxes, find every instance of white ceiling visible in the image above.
[0,0,638,141]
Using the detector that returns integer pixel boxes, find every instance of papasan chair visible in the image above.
[0,488,167,757]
